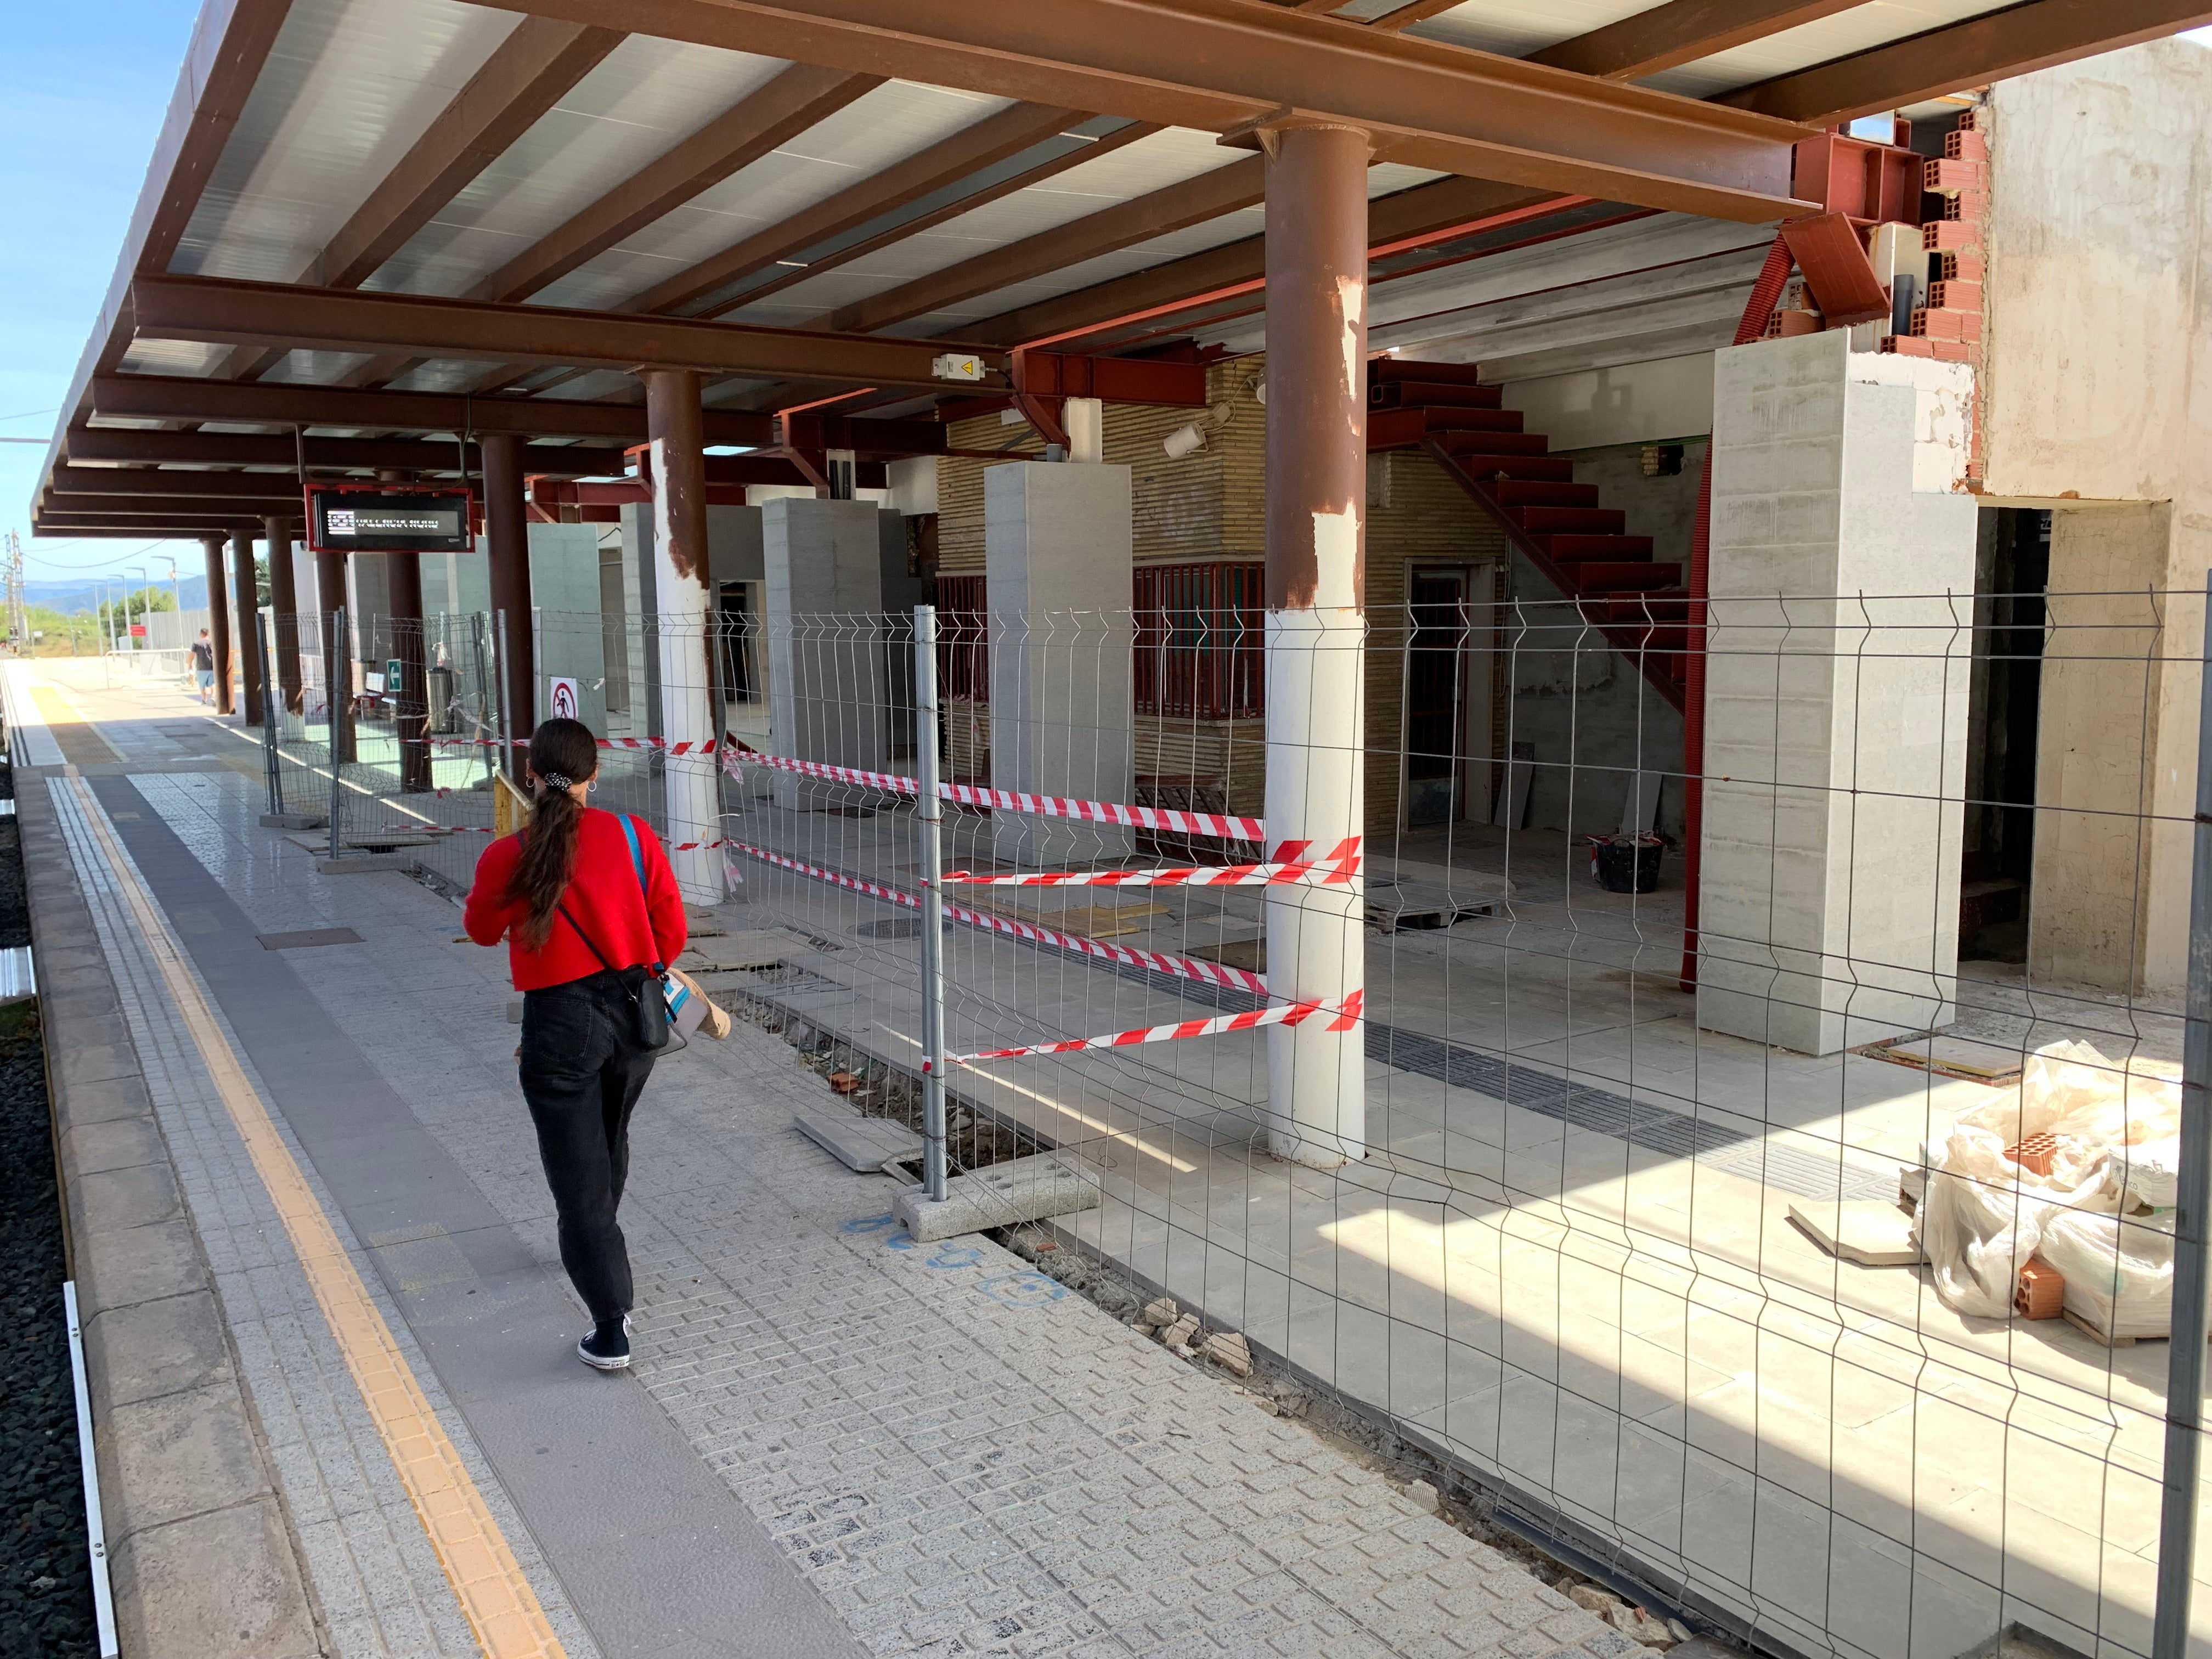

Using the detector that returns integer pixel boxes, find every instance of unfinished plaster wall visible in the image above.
[1978,39,2212,994]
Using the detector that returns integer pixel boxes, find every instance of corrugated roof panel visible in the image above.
[1395,1,1652,60]
[172,0,520,284]
[711,129,1265,328]
[119,340,228,377]
[262,350,382,384]
[373,37,797,300]
[533,80,1018,314]
[1642,0,2013,98]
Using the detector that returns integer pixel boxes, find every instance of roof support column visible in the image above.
[230,524,263,728]
[316,545,354,761]
[375,470,432,792]
[1261,119,1370,1169]
[202,535,234,716]
[482,433,534,775]
[264,515,303,715]
[640,364,725,904]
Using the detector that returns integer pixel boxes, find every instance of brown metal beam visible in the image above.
[958,173,1560,345]
[91,373,779,445]
[134,275,1005,391]
[141,0,296,276]
[468,0,1811,220]
[1716,0,2212,125]
[50,466,309,500]
[64,428,625,474]
[49,493,304,519]
[826,156,1267,336]
[1529,0,1867,80]
[632,101,1088,317]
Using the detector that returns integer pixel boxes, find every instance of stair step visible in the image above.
[1532,534,1655,561]
[1593,592,1690,623]
[1510,506,1625,534]
[1372,358,1491,387]
[1370,380,1505,409]
[1450,454,1576,482]
[1367,407,1523,449]
[1566,562,1682,593]
[1434,430,1550,456]
[1493,481,1598,509]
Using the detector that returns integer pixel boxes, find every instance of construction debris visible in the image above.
[1201,1330,1252,1376]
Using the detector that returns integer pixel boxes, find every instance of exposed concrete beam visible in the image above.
[1717,0,2212,125]
[133,275,1005,390]
[461,0,1813,220]
[1529,0,1867,81]
[825,156,1268,336]
[215,16,625,381]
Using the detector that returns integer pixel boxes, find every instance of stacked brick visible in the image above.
[1883,110,1986,367]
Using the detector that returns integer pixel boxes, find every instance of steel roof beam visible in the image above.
[133,276,1004,391]
[464,0,1813,221]
[49,466,312,500]
[47,493,308,518]
[215,16,626,383]
[62,429,631,474]
[1530,0,1869,81]
[1717,0,2212,124]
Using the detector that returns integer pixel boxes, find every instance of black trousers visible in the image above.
[518,969,657,1324]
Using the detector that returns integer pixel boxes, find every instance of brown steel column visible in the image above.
[483,432,534,771]
[230,525,263,726]
[1260,118,1372,1167]
[202,535,233,715]
[639,366,725,902]
[264,515,303,715]
[387,546,431,790]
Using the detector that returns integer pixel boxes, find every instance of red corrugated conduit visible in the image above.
[1679,232,1797,991]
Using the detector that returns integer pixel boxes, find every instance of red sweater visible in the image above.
[465,809,689,990]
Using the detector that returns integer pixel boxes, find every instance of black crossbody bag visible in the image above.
[555,901,674,1052]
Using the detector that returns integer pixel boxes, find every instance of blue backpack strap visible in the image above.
[619,814,661,968]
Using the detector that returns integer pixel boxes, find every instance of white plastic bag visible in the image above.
[2038,1207,2176,1340]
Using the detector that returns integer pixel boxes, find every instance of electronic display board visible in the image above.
[306,486,476,554]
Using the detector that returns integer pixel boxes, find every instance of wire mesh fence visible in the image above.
[235,584,2208,1659]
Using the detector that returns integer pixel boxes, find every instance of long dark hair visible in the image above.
[506,718,601,950]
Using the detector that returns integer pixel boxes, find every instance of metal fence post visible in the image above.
[494,608,515,776]
[2154,571,2212,1659]
[327,606,348,863]
[257,612,283,816]
[913,603,949,1203]
[471,612,496,788]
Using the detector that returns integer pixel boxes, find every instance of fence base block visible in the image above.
[794,1110,925,1174]
[893,1155,1101,1243]
[315,853,419,875]
[260,811,328,830]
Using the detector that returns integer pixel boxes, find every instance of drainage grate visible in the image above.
[256,927,365,951]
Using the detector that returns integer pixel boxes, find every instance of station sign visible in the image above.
[305,484,475,555]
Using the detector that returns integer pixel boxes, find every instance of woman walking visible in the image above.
[465,719,686,1370]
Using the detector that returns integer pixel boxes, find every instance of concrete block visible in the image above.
[54,1072,154,1127]
[794,1109,925,1173]
[64,1114,167,1176]
[57,1039,138,1092]
[108,1498,320,1659]
[893,1154,1102,1243]
[83,1291,235,1408]
[72,1160,184,1232]
[316,853,419,874]
[73,1218,210,1313]
[103,1384,272,1534]
[259,811,327,830]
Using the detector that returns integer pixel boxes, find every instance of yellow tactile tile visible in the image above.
[69,776,568,1659]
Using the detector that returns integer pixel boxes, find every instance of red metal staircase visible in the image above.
[1367,358,1688,713]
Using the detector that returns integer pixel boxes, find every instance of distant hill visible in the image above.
[25,575,210,614]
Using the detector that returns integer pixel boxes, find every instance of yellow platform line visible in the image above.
[66,775,567,1659]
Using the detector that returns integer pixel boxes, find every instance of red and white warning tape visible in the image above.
[943,837,1359,888]
[724,749,1265,842]
[721,841,1270,995]
[948,989,1363,1065]
[428,733,726,755]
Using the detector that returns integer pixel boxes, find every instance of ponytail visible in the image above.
[506,718,601,950]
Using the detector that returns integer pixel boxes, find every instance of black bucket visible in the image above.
[1593,836,1663,894]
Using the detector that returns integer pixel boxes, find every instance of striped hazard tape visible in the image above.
[724,748,1265,842]
[428,733,726,755]
[947,990,1363,1065]
[721,842,1269,995]
[943,837,1358,889]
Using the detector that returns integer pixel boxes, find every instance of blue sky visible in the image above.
[2,3,201,584]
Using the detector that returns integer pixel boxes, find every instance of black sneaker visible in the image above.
[577,1319,631,1371]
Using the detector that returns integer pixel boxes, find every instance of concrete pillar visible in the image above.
[1065,398,1103,465]
[483,433,533,774]
[201,536,233,715]
[1261,120,1371,1168]
[263,517,303,715]
[641,366,725,903]
[1696,331,1978,1054]
[230,525,263,727]
[2030,503,2198,997]
[761,497,888,809]
[984,461,1134,865]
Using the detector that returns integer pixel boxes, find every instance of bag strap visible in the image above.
[555,901,623,980]
[617,814,664,972]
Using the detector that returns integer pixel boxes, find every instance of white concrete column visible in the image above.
[1697,330,1978,1054]
[1065,398,1103,465]
[642,366,724,904]
[761,497,889,810]
[983,460,1135,866]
